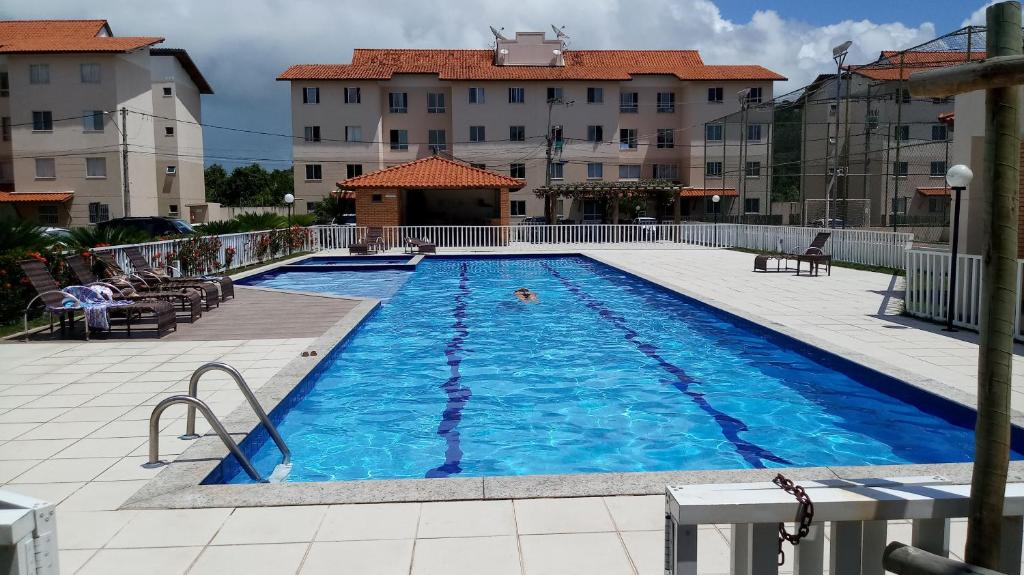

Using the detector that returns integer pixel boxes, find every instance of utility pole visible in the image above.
[908,2,1023,568]
[120,107,130,217]
[544,98,555,225]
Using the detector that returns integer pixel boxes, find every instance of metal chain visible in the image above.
[773,473,815,566]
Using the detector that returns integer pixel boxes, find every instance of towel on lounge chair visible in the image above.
[61,285,129,330]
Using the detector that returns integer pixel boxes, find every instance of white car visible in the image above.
[632,217,657,236]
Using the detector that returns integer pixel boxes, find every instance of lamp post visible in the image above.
[830,40,853,229]
[284,193,295,255]
[943,164,973,332]
[736,89,750,223]
[712,194,721,246]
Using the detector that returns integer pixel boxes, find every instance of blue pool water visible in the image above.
[216,256,1022,483]
[291,255,413,266]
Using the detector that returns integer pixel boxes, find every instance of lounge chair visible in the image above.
[123,246,234,301]
[66,254,202,323]
[405,238,436,254]
[94,251,219,311]
[20,259,176,339]
[349,227,386,255]
[754,232,831,275]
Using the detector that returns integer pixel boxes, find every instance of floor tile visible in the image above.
[0,438,76,460]
[59,548,97,574]
[604,495,664,531]
[53,437,147,459]
[19,421,105,441]
[0,481,83,505]
[301,540,413,575]
[107,508,232,548]
[211,505,327,545]
[11,457,118,484]
[520,532,635,575]
[77,546,202,575]
[0,459,39,483]
[190,542,309,575]
[57,510,138,549]
[59,479,149,511]
[412,536,520,575]
[418,500,516,538]
[316,502,421,541]
[514,497,616,534]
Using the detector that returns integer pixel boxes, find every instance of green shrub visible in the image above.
[0,217,55,253]
[232,212,286,231]
[195,219,240,235]
[65,226,149,251]
[289,214,316,227]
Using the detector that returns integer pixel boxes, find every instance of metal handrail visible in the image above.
[145,395,266,482]
[183,362,291,465]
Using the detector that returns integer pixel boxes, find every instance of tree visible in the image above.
[204,164,229,204]
[771,104,802,203]
[227,164,275,206]
[268,167,294,202]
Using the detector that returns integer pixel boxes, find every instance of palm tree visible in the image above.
[0,217,54,253]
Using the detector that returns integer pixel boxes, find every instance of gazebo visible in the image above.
[336,157,525,227]
[534,181,738,223]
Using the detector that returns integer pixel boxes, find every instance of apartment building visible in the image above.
[0,20,212,228]
[278,31,784,223]
[797,51,963,228]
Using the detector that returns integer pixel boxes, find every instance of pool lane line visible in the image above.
[539,262,791,469]
[426,261,473,478]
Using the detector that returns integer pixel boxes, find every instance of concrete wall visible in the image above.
[150,54,205,219]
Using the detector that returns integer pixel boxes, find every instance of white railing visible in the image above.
[665,478,1024,575]
[91,228,313,276]
[311,224,913,268]
[905,249,987,331]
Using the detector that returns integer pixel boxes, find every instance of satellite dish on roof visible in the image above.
[499,48,509,55]
[490,26,509,41]
[550,25,569,40]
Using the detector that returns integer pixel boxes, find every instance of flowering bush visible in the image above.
[224,246,236,269]
[174,235,224,275]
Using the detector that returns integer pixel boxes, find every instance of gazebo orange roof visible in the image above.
[680,187,738,197]
[917,186,951,197]
[0,191,73,203]
[337,156,526,190]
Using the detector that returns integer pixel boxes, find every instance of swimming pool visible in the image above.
[215,255,1022,483]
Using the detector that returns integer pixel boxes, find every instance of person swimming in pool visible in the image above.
[514,287,539,303]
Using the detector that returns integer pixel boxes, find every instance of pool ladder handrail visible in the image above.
[145,395,267,483]
[183,362,291,466]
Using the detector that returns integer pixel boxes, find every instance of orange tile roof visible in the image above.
[849,50,986,81]
[338,157,526,190]
[279,49,785,82]
[0,19,162,54]
[680,187,738,197]
[0,191,73,203]
[916,186,951,197]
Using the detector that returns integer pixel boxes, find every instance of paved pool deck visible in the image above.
[0,248,1020,574]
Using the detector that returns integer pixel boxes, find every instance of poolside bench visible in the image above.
[665,477,1024,575]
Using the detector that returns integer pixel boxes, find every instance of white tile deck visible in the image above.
[0,248,1014,573]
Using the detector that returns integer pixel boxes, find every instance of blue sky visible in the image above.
[715,0,976,32]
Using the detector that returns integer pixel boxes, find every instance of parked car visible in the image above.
[40,227,72,244]
[519,216,547,225]
[810,218,845,228]
[632,217,658,239]
[97,217,195,237]
[335,214,357,226]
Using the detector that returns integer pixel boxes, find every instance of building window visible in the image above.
[388,92,408,113]
[305,164,322,181]
[549,162,565,179]
[587,125,603,142]
[746,161,761,178]
[932,124,948,141]
[747,124,762,141]
[166,165,177,175]
[1,117,9,141]
[928,197,946,213]
[86,157,107,178]
[656,92,675,113]
[165,126,175,137]
[745,87,763,103]
[706,161,723,177]
[653,163,679,180]
[162,86,173,97]
[619,91,638,113]
[546,87,563,102]
[470,163,486,170]
[32,111,53,131]
[37,205,59,225]
[345,126,362,143]
[389,129,408,150]
[744,198,760,213]
[0,72,8,97]
[372,194,383,203]
[708,87,723,103]
[895,125,910,141]
[509,125,525,142]
[618,164,641,180]
[557,199,564,216]
[932,96,953,104]
[510,163,525,179]
[427,92,446,113]
[35,158,55,179]
[897,88,911,103]
[168,204,179,216]
[344,87,360,104]
[892,197,908,214]
[587,162,603,179]
[346,164,363,178]
[469,125,486,142]
[88,202,110,223]
[428,129,446,152]
[550,126,563,145]
[930,160,947,177]
[619,128,637,150]
[468,87,485,104]
[508,87,525,104]
[706,124,723,141]
[80,63,101,84]
[510,200,526,217]
[29,64,49,85]
[306,201,319,213]
[656,129,674,149]
[587,87,603,104]
[303,87,320,104]
[79,110,103,132]
[894,161,909,178]
[304,126,321,142]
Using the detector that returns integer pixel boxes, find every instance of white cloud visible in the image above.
[963,1,998,26]
[0,0,979,164]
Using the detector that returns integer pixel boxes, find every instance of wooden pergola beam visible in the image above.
[909,55,1024,97]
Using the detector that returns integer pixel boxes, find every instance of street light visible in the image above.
[830,40,853,230]
[712,194,721,246]
[284,193,295,255]
[943,164,974,331]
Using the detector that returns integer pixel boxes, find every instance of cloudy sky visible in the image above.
[5,0,996,169]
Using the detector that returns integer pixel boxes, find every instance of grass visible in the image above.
[224,251,310,276]
[727,247,905,276]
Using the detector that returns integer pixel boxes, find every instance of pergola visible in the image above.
[533,180,735,223]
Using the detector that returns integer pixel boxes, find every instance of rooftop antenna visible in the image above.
[550,24,569,40]
[490,26,509,41]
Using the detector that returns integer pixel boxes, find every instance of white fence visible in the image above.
[904,248,1023,339]
[311,224,913,269]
